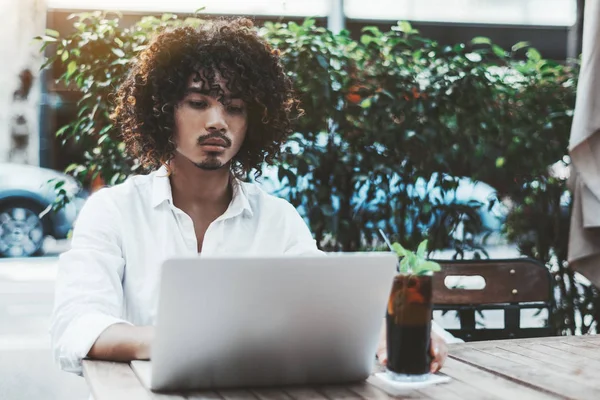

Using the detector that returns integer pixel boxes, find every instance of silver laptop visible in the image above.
[133,253,397,392]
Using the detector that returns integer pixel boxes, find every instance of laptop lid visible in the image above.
[149,253,397,391]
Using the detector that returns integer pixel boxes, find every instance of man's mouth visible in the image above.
[197,133,232,148]
[200,138,228,147]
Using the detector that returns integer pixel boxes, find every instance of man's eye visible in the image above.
[189,100,208,109]
[227,105,245,114]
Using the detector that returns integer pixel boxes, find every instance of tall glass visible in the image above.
[386,273,433,382]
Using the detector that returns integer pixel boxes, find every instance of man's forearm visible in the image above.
[87,324,154,362]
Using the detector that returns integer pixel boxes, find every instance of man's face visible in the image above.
[173,72,248,171]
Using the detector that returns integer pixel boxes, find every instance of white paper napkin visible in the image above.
[368,372,451,395]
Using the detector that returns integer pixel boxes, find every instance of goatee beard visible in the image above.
[192,159,224,170]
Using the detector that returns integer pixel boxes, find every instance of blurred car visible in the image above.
[0,163,87,258]
[255,166,507,238]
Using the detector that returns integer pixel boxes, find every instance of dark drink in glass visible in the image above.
[386,273,433,381]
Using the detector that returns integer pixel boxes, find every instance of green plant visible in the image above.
[391,240,441,275]
[36,11,205,187]
[262,20,492,254]
[38,13,595,334]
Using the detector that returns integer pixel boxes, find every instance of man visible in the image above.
[50,18,448,377]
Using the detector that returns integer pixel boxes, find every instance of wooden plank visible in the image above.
[440,355,561,400]
[249,388,294,400]
[185,391,225,399]
[315,385,364,399]
[538,341,600,362]
[451,347,599,399]
[216,389,259,400]
[147,390,185,400]
[282,387,328,400]
[580,337,600,347]
[82,360,153,400]
[477,346,599,389]
[417,379,494,400]
[432,259,551,304]
[543,341,600,361]
[448,334,591,350]
[346,381,399,399]
[561,338,600,352]
[414,385,461,400]
[508,343,600,372]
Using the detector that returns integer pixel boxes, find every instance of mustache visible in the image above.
[197,131,232,147]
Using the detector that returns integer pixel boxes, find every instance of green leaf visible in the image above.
[61,51,69,62]
[64,163,79,173]
[391,242,408,257]
[98,125,112,136]
[45,29,60,38]
[66,61,77,77]
[111,48,125,58]
[398,21,412,33]
[417,239,428,258]
[495,157,505,168]
[527,48,542,62]
[407,253,417,271]
[511,41,530,52]
[492,45,506,58]
[471,36,492,45]
[360,35,375,46]
[412,49,423,62]
[110,173,121,186]
[302,18,316,28]
[361,26,381,36]
[399,256,410,274]
[316,54,329,70]
[360,97,372,109]
[111,58,130,66]
[415,261,441,275]
[55,125,70,137]
[288,21,300,33]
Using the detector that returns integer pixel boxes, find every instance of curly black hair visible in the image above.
[112,18,299,177]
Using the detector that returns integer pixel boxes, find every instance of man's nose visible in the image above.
[204,106,228,132]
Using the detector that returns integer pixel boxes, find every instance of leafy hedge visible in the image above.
[39,12,596,334]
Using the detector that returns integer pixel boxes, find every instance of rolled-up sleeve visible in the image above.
[50,189,132,375]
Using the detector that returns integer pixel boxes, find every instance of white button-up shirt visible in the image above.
[50,166,321,375]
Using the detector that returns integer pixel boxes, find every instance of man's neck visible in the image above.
[168,153,232,210]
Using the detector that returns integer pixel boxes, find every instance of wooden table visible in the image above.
[83,334,600,400]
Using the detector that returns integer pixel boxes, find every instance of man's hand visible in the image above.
[133,325,155,360]
[429,330,448,373]
[376,324,448,373]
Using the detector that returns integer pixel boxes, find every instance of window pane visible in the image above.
[345,0,576,26]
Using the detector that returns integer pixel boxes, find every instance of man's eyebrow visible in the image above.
[183,88,243,102]
[184,87,208,96]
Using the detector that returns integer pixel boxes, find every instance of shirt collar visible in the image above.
[150,165,254,218]
[151,165,173,208]
[227,178,254,218]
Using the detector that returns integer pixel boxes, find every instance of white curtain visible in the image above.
[568,0,600,283]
